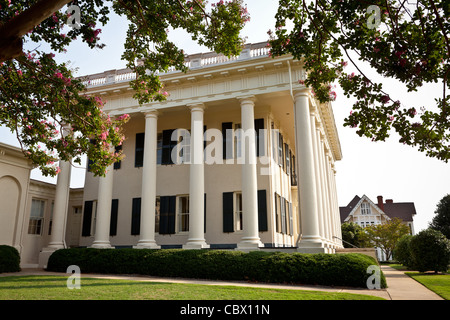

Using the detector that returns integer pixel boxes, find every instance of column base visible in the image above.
[236,238,263,252]
[296,235,327,254]
[183,240,210,250]
[133,240,161,249]
[90,241,113,249]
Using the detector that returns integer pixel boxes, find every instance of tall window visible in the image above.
[157,133,163,164]
[235,192,243,231]
[178,196,189,232]
[28,199,45,235]
[234,123,242,159]
[361,202,372,215]
[135,133,145,167]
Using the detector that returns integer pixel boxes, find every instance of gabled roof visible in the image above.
[340,195,360,222]
[340,195,417,223]
[383,202,417,222]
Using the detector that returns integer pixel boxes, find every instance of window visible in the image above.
[48,201,54,235]
[235,193,243,231]
[271,123,277,163]
[131,198,141,235]
[234,123,242,160]
[223,190,267,233]
[361,202,372,215]
[159,196,176,234]
[176,129,191,164]
[222,122,233,160]
[135,133,145,167]
[290,153,297,186]
[254,118,265,157]
[178,196,189,232]
[284,144,290,174]
[161,129,177,165]
[28,199,45,235]
[278,133,284,169]
[157,133,163,164]
[275,193,281,233]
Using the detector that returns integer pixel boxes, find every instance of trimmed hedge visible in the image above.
[47,248,386,288]
[0,245,21,273]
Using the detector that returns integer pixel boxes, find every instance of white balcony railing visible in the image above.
[80,42,270,88]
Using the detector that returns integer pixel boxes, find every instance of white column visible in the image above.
[325,151,337,247]
[318,132,333,247]
[47,156,72,249]
[237,95,262,250]
[135,110,160,249]
[91,147,114,249]
[293,89,325,253]
[310,111,326,248]
[184,104,209,249]
[39,126,72,267]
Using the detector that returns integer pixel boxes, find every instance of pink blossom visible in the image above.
[380,95,390,104]
[100,131,109,140]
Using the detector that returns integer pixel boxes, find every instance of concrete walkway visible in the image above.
[0,265,444,300]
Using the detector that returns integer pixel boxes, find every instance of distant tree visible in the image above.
[360,217,410,260]
[409,228,450,273]
[269,0,450,162]
[341,222,367,248]
[429,194,450,239]
[0,0,249,177]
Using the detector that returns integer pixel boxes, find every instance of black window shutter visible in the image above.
[223,192,234,232]
[81,201,93,236]
[257,190,268,232]
[168,196,176,234]
[254,118,265,157]
[159,196,176,234]
[289,202,294,235]
[131,198,141,235]
[162,129,175,165]
[222,122,233,159]
[281,197,286,234]
[135,133,145,167]
[204,193,207,233]
[110,199,119,236]
[159,196,169,234]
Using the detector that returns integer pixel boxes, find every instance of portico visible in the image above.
[38,42,343,263]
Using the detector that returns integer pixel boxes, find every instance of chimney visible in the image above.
[377,196,384,211]
[386,199,393,203]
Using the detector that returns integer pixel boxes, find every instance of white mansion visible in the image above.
[0,42,344,268]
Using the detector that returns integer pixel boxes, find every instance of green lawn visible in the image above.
[0,275,384,300]
[388,264,450,300]
[405,273,450,300]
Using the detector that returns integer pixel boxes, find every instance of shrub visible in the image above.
[393,235,414,268]
[0,245,21,273]
[409,228,450,273]
[47,248,386,288]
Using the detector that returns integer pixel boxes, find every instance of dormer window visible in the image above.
[361,202,372,215]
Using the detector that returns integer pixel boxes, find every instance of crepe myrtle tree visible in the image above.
[268,0,449,162]
[0,0,249,177]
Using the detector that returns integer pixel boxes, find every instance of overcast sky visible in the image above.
[1,0,448,233]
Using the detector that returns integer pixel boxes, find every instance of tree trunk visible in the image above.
[0,0,72,62]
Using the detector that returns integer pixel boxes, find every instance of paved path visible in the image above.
[0,265,444,300]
